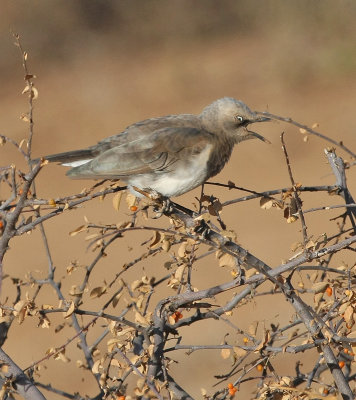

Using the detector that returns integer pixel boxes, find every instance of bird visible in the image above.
[40,97,269,198]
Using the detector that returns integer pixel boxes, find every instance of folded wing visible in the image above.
[66,126,211,179]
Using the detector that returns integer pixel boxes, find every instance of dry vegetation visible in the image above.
[1,2,356,400]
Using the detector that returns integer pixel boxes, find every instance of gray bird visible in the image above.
[41,97,269,197]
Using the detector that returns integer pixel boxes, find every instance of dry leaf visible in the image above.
[63,301,75,318]
[13,300,27,324]
[347,330,356,355]
[233,346,247,358]
[174,264,186,283]
[112,192,123,212]
[344,305,354,325]
[254,329,271,352]
[284,200,299,223]
[311,282,329,294]
[217,252,237,268]
[208,200,222,216]
[161,239,171,252]
[69,225,86,236]
[68,285,83,297]
[149,231,162,249]
[135,311,151,327]
[338,302,349,315]
[248,321,258,336]
[125,192,137,208]
[31,86,39,99]
[260,197,283,210]
[19,138,27,149]
[131,279,143,291]
[38,315,50,329]
[54,349,70,363]
[177,242,188,258]
[90,286,107,299]
[20,113,30,122]
[0,363,9,374]
[220,348,231,359]
[112,293,122,308]
[91,359,102,374]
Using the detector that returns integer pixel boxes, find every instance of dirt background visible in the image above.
[1,1,356,399]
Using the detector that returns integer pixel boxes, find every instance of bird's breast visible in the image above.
[206,139,235,179]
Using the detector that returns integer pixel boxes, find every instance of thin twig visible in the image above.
[281,132,308,246]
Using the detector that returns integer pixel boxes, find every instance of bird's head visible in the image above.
[200,97,270,144]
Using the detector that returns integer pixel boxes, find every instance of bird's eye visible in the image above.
[236,116,244,123]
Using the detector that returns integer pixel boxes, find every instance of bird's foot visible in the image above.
[146,189,173,218]
[152,197,173,218]
[194,219,211,239]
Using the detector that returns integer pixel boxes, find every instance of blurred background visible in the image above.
[1,1,356,398]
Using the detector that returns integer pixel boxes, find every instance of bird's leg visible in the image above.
[142,189,173,218]
[198,183,205,214]
[152,196,173,219]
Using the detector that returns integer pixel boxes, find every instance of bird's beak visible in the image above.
[255,116,271,123]
[246,130,271,143]
[245,116,271,143]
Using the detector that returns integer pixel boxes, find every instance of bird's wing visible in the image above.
[66,126,212,179]
[93,114,199,152]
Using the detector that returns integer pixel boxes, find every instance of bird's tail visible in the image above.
[32,149,95,166]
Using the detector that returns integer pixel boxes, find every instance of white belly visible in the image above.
[127,144,212,197]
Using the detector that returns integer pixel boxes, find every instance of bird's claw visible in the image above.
[194,219,211,239]
[152,197,173,219]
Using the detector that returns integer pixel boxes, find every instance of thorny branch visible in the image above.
[0,37,356,400]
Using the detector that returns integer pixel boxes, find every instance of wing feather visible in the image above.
[67,126,212,179]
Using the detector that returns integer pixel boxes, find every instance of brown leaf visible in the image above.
[20,113,30,122]
[177,242,188,258]
[208,200,222,216]
[112,192,123,212]
[254,329,271,352]
[311,282,329,294]
[344,305,354,325]
[135,311,151,326]
[13,300,27,324]
[38,315,50,329]
[161,239,171,252]
[220,348,231,359]
[0,363,9,374]
[284,206,298,223]
[63,301,75,318]
[149,231,162,248]
[125,192,137,208]
[217,253,237,268]
[68,285,83,297]
[90,286,107,299]
[112,293,122,308]
[233,346,247,358]
[260,197,283,210]
[69,225,86,236]
[31,86,39,99]
[91,359,102,374]
[248,321,258,337]
[54,349,70,363]
[227,180,236,189]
